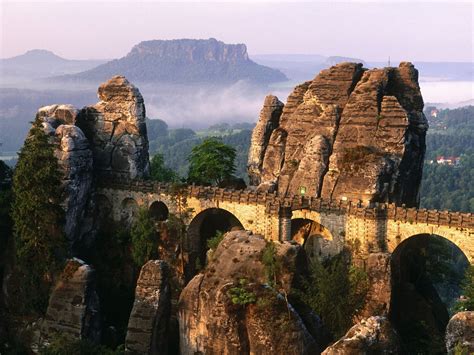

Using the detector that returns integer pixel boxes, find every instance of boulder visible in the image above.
[322,316,400,354]
[77,75,150,179]
[249,62,427,207]
[41,259,100,344]
[125,260,171,355]
[178,231,321,355]
[445,311,474,354]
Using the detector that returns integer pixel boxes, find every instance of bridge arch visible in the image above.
[389,233,470,353]
[186,207,244,278]
[386,221,474,263]
[149,201,169,221]
[291,209,345,259]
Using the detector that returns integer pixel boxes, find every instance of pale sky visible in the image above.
[1,0,473,62]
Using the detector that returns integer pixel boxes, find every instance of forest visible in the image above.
[147,105,474,213]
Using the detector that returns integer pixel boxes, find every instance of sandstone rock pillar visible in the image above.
[125,260,171,354]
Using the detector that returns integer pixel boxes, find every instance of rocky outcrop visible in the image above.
[178,231,321,354]
[356,253,392,320]
[30,76,151,252]
[248,95,284,186]
[77,75,150,179]
[125,260,171,355]
[41,259,100,343]
[322,316,400,354]
[445,311,474,354]
[249,62,427,207]
[36,105,93,247]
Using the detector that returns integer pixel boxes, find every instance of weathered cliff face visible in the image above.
[248,95,284,186]
[445,311,474,354]
[249,62,427,207]
[178,231,322,355]
[40,259,101,344]
[125,260,171,355]
[36,105,93,246]
[33,76,150,248]
[77,75,150,179]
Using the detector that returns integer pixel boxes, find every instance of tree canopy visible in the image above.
[150,153,177,183]
[187,137,236,185]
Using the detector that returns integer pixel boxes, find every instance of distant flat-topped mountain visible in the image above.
[56,38,288,84]
[0,49,107,81]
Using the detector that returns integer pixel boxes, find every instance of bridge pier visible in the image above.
[279,207,292,242]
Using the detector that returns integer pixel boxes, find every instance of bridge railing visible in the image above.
[96,176,473,229]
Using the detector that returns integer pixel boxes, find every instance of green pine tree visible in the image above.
[11,119,66,314]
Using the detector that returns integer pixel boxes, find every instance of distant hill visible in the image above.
[0,49,107,82]
[55,38,288,85]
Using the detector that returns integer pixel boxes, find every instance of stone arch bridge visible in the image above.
[97,178,474,262]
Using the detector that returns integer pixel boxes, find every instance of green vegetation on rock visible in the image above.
[130,207,159,267]
[294,252,369,338]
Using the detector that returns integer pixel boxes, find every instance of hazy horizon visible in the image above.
[1,1,473,62]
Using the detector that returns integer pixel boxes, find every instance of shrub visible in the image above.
[130,208,159,267]
[294,252,369,338]
[261,241,281,288]
[228,278,257,306]
[454,264,474,312]
[207,230,224,250]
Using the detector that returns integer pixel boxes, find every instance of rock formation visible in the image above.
[178,231,322,354]
[248,95,284,186]
[445,311,474,354]
[40,259,101,343]
[36,104,93,247]
[356,253,392,320]
[31,76,150,252]
[322,316,400,354]
[125,260,171,355]
[77,75,150,179]
[249,62,427,207]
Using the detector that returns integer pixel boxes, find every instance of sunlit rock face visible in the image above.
[77,75,150,179]
[31,76,151,252]
[178,231,324,355]
[249,62,428,207]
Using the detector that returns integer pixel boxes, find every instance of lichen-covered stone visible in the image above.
[125,260,171,355]
[41,259,100,343]
[77,75,150,179]
[249,62,427,207]
[322,316,400,354]
[445,311,474,354]
[178,231,320,354]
